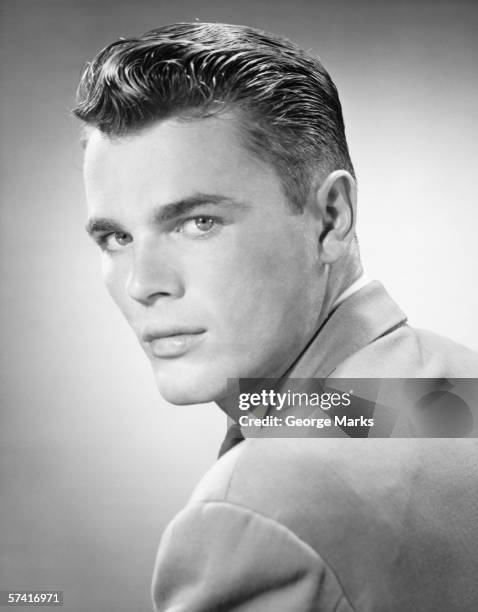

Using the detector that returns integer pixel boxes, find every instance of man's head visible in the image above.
[76,23,360,406]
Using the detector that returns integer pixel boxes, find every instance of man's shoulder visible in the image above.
[188,438,380,568]
[191,437,392,515]
[183,437,478,610]
[154,439,361,611]
[333,322,478,377]
[181,437,478,609]
[189,436,474,547]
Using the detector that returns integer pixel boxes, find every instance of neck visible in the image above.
[315,248,363,332]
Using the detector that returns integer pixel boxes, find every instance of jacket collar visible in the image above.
[284,280,407,380]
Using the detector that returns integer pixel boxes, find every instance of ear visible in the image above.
[313,170,357,264]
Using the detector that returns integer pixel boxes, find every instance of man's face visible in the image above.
[84,115,326,405]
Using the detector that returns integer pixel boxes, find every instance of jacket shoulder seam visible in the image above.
[184,497,356,612]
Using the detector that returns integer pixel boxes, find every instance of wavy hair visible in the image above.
[74,22,355,209]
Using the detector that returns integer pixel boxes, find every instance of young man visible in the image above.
[76,23,478,612]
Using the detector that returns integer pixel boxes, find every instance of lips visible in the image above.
[142,327,206,358]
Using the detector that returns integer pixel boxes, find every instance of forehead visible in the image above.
[83,115,282,215]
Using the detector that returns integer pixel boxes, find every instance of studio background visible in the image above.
[1,1,477,610]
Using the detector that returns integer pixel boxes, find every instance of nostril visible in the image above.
[126,273,184,303]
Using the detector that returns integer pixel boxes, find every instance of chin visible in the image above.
[149,349,280,406]
[152,365,231,406]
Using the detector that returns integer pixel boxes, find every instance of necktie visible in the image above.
[217,423,245,458]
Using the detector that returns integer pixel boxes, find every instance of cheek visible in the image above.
[102,256,118,295]
[193,228,320,340]
[102,256,131,314]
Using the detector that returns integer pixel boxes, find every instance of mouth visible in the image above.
[143,328,206,359]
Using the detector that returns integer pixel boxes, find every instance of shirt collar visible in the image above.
[332,272,371,310]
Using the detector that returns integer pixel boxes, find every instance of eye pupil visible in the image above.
[195,217,214,231]
[115,232,130,245]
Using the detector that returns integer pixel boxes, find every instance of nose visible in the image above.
[126,239,185,304]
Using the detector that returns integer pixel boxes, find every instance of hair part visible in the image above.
[74,22,355,210]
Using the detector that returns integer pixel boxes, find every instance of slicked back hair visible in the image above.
[74,22,355,210]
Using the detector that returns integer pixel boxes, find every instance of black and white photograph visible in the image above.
[1,1,477,610]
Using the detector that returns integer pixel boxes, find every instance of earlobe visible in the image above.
[315,170,357,264]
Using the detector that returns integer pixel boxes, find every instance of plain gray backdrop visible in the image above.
[1,1,477,610]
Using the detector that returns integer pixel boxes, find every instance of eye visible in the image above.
[103,231,133,252]
[179,216,219,237]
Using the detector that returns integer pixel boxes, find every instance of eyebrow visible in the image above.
[85,193,249,236]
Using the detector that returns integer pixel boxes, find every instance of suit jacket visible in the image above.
[151,281,478,611]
